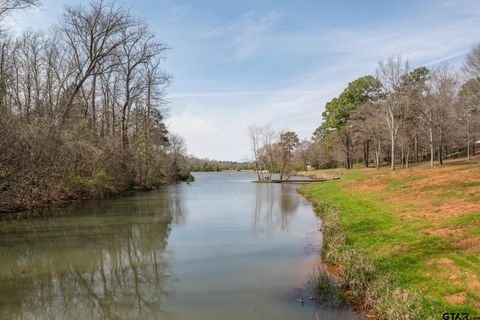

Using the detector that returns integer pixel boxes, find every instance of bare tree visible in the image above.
[116,21,168,147]
[261,124,277,179]
[428,64,457,165]
[0,0,39,19]
[58,0,133,124]
[376,56,408,170]
[458,78,480,160]
[249,125,264,180]
[464,42,480,78]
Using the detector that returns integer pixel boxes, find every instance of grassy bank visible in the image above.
[299,158,480,318]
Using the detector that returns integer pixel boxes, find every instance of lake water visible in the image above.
[0,172,361,320]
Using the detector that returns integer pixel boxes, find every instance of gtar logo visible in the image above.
[442,313,469,320]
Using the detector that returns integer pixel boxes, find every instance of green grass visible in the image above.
[451,182,480,189]
[299,172,480,318]
[385,174,426,189]
[441,212,480,227]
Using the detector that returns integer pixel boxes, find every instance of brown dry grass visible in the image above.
[444,292,468,305]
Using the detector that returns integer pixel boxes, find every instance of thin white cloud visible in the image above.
[196,24,238,39]
[196,10,281,39]
[424,49,471,67]
[233,11,282,60]
[196,10,282,60]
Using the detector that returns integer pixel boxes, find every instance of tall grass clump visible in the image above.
[307,265,349,308]
[365,274,426,320]
[320,208,347,264]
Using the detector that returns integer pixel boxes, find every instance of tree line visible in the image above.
[185,156,254,172]
[0,0,191,212]
[251,44,480,175]
[313,50,480,170]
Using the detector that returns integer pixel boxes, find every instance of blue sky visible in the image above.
[7,0,480,161]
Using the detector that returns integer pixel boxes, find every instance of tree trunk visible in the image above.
[280,157,285,181]
[144,75,152,186]
[121,74,132,149]
[91,73,97,138]
[467,117,470,161]
[61,71,92,125]
[429,126,434,167]
[345,133,352,170]
[111,96,115,136]
[406,146,410,169]
[414,135,418,163]
[391,131,395,171]
[401,145,405,169]
[375,139,381,170]
[473,134,476,155]
[363,140,370,168]
[439,129,444,166]
[121,105,129,148]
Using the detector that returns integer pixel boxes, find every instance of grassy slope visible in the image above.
[300,158,480,315]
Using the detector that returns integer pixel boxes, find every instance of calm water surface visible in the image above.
[0,172,361,320]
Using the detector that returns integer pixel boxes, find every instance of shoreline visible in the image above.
[298,187,428,319]
[299,189,380,319]
[0,181,185,218]
[320,260,378,319]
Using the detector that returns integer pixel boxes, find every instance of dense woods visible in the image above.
[0,1,190,212]
[185,156,253,172]
[251,46,480,175]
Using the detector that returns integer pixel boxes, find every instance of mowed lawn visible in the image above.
[300,158,480,313]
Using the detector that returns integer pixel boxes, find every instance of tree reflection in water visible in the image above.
[252,183,300,234]
[0,189,186,320]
